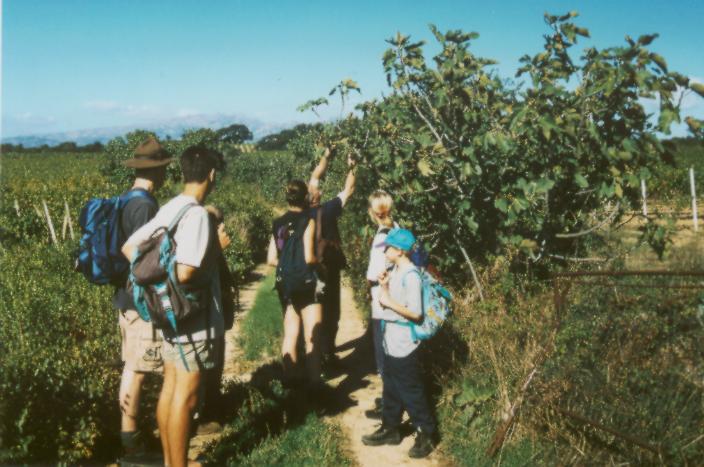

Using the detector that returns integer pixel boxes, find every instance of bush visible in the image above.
[0,244,120,463]
[433,259,704,465]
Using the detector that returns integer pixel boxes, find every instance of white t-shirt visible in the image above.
[367,222,399,320]
[125,194,223,343]
[382,262,423,358]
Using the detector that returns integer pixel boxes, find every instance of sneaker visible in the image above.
[364,405,382,420]
[361,424,402,446]
[408,429,435,459]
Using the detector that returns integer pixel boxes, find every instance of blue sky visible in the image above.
[3,0,703,137]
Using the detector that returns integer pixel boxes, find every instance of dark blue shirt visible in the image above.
[309,196,346,269]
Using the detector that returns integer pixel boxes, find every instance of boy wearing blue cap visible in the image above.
[361,228,436,459]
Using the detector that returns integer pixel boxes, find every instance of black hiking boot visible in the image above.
[361,424,402,446]
[408,429,435,459]
[364,405,383,420]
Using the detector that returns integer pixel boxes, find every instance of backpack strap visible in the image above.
[119,188,156,208]
[400,267,423,343]
[167,203,199,233]
[118,189,158,239]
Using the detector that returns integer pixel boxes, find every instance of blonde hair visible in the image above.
[368,190,394,227]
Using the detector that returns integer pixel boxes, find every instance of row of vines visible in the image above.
[0,135,274,463]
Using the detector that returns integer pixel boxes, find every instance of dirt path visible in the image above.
[188,263,269,459]
[188,267,446,465]
[327,279,445,467]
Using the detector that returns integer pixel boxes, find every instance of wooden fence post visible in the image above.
[14,199,21,217]
[64,201,75,240]
[62,211,69,240]
[42,200,58,245]
[640,179,648,217]
[690,167,698,232]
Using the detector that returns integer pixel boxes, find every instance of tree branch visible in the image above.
[555,202,620,239]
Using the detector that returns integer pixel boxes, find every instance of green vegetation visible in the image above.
[201,378,351,466]
[0,147,277,463]
[294,13,704,277]
[2,10,704,465]
[234,415,350,466]
[0,243,120,463]
[238,272,282,361]
[650,137,704,202]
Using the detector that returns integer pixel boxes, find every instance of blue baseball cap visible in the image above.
[382,228,416,252]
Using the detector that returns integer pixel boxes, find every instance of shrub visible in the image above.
[0,244,120,463]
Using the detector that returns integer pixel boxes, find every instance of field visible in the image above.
[2,134,704,464]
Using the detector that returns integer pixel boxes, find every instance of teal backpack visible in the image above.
[128,203,210,370]
[399,267,453,341]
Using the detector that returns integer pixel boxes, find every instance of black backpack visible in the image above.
[275,215,316,300]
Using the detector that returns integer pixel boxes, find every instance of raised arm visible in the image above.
[308,147,331,189]
[339,155,357,207]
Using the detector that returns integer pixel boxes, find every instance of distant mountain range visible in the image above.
[1,114,296,147]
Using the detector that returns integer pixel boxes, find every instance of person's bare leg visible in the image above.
[158,362,176,466]
[166,368,202,467]
[281,305,301,380]
[120,368,146,432]
[301,303,323,384]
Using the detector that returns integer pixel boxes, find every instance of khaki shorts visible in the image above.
[119,309,163,373]
[162,338,221,372]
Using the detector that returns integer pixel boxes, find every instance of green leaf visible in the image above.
[574,173,589,188]
[417,159,433,176]
[575,27,590,38]
[650,53,668,72]
[637,33,659,46]
[686,116,702,132]
[494,198,509,213]
[658,107,678,132]
[535,178,555,193]
[614,183,623,198]
[690,82,704,98]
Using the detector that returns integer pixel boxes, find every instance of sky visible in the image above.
[2,0,704,137]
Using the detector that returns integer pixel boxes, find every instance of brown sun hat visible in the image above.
[122,137,173,168]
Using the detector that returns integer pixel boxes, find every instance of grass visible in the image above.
[237,272,282,362]
[236,414,352,466]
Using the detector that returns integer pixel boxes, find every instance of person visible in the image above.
[361,228,436,459]
[364,190,398,420]
[114,137,171,460]
[196,205,233,433]
[267,180,322,386]
[123,144,226,467]
[307,147,357,368]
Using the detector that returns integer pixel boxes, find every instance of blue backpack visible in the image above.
[399,267,453,341]
[76,190,155,285]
